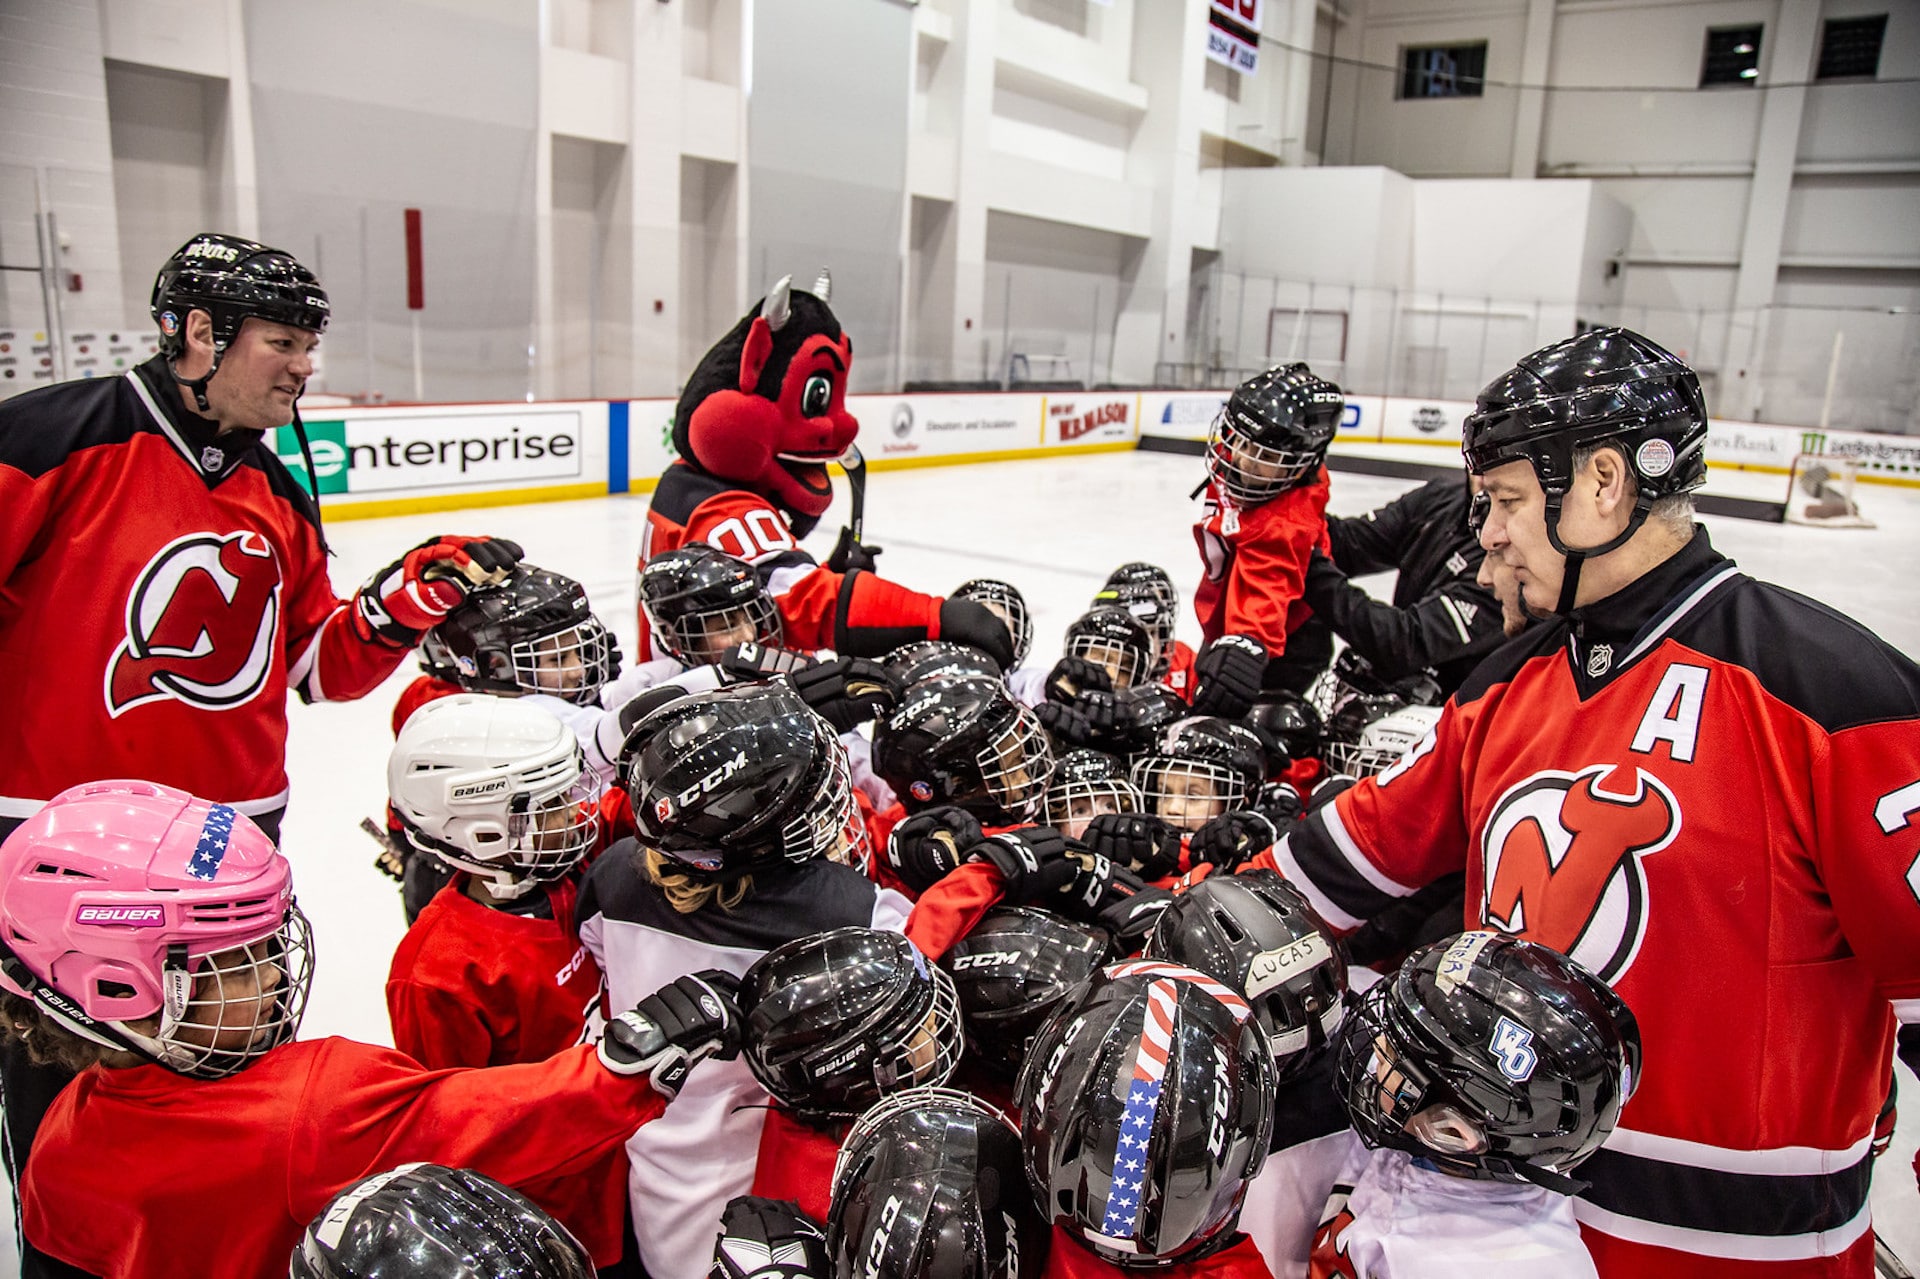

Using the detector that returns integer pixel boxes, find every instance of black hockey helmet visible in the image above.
[829,1086,1050,1278]
[1246,692,1322,765]
[1462,328,1707,610]
[426,564,619,706]
[872,675,1055,824]
[1129,717,1267,833]
[1206,363,1343,504]
[1144,870,1347,1081]
[954,578,1033,669]
[1323,697,1440,779]
[883,639,1004,690]
[1095,565,1179,679]
[741,927,962,1122]
[638,544,782,663]
[1112,684,1188,753]
[1334,930,1640,1194]
[619,682,862,877]
[1043,749,1143,839]
[1103,562,1178,616]
[152,233,330,361]
[290,1163,592,1279]
[1063,606,1158,691]
[1017,961,1275,1266]
[940,906,1110,1081]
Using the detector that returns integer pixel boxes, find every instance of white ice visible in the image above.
[7,451,1917,1274]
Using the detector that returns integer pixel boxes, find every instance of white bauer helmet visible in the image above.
[387,695,603,899]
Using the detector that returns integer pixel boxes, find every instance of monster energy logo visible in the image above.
[1801,431,1828,454]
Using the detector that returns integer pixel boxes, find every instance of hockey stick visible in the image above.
[840,442,867,543]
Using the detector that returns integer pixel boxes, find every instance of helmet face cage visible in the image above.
[976,705,1056,823]
[1206,409,1325,505]
[1335,981,1490,1176]
[1325,705,1440,780]
[1044,773,1142,840]
[1096,584,1177,678]
[660,593,783,664]
[830,1084,1007,1196]
[406,738,603,897]
[123,903,315,1079]
[1130,756,1249,833]
[955,578,1033,668]
[779,725,868,868]
[1064,632,1154,692]
[507,617,617,705]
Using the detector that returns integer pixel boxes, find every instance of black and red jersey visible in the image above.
[0,358,409,820]
[1269,529,1920,1278]
[1193,473,1333,693]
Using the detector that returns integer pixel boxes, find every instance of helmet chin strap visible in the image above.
[169,342,226,415]
[1541,489,1655,615]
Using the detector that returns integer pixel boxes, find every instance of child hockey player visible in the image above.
[1311,931,1639,1279]
[0,780,743,1278]
[1190,363,1343,711]
[576,682,914,1279]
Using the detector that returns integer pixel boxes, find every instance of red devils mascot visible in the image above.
[639,273,1013,665]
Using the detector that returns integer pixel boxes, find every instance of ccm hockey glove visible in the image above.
[600,969,743,1098]
[1052,853,1174,949]
[936,598,1017,671]
[1080,812,1184,880]
[711,1196,830,1279]
[970,826,1079,904]
[1190,634,1267,719]
[886,807,986,893]
[1188,810,1283,873]
[353,535,524,646]
[785,655,902,733]
[1044,656,1114,703]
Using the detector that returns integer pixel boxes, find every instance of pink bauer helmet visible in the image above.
[0,780,312,1077]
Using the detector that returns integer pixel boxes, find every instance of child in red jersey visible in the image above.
[384,693,606,1069]
[1190,363,1343,709]
[0,780,743,1279]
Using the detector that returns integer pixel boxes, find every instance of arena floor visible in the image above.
[12,449,1916,1273]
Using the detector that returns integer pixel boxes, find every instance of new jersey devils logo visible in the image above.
[106,532,282,717]
[1480,764,1680,983]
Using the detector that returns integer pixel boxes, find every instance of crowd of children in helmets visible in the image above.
[0,351,1638,1279]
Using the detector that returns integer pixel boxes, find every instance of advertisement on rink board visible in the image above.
[273,404,597,498]
[849,393,1036,460]
[1137,390,1390,444]
[1044,393,1135,446]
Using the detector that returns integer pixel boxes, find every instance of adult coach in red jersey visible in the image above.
[0,233,521,1278]
[1264,328,1920,1279]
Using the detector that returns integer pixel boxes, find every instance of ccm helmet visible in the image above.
[0,780,312,1078]
[1145,871,1347,1080]
[1462,328,1707,611]
[387,695,602,898]
[1017,961,1274,1266]
[291,1164,592,1279]
[152,233,330,411]
[427,565,619,706]
[884,639,1004,691]
[638,544,783,663]
[1246,692,1323,765]
[1335,930,1640,1193]
[872,675,1055,824]
[1206,364,1342,505]
[620,682,863,877]
[941,906,1110,1081]
[1324,700,1441,780]
[830,1086,1049,1278]
[741,927,963,1123]
[953,578,1033,669]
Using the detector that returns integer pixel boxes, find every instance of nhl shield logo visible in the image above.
[1479,763,1680,983]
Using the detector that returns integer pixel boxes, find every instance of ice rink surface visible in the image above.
[14,450,1917,1273]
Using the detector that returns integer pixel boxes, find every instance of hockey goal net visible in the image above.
[1784,453,1875,528]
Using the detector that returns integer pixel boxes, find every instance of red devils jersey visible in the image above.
[385,875,602,1069]
[22,1039,662,1276]
[1042,1228,1273,1278]
[0,360,409,820]
[1160,639,1197,701]
[1273,531,1920,1278]
[1192,473,1331,669]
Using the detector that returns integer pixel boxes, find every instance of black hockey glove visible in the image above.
[1044,656,1114,703]
[1255,780,1305,822]
[886,807,987,893]
[1034,689,1130,752]
[936,598,1017,671]
[971,826,1080,904]
[1188,810,1285,873]
[1080,812,1184,880]
[1051,854,1173,949]
[600,970,743,1099]
[711,1196,830,1279]
[1113,684,1185,752]
[718,641,816,682]
[786,655,902,733]
[826,527,882,574]
[1190,634,1268,719]
[352,535,524,646]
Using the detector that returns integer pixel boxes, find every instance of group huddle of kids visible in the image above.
[0,525,1637,1279]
